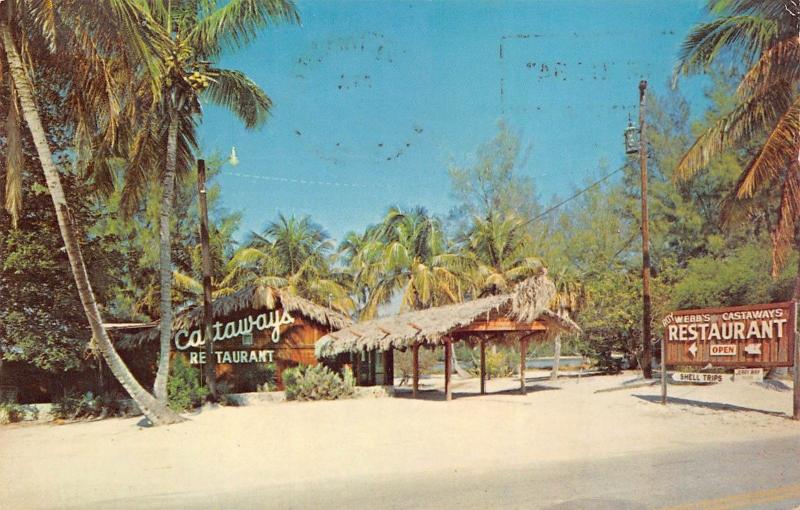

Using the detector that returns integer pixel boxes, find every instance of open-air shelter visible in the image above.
[315,275,581,400]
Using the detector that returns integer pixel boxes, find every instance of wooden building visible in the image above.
[118,285,355,390]
[315,274,580,400]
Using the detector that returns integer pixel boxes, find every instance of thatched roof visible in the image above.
[315,274,581,358]
[117,285,353,349]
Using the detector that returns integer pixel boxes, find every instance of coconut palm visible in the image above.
[338,228,379,312]
[355,207,474,319]
[229,214,354,313]
[121,0,300,402]
[674,0,800,293]
[463,212,543,297]
[1,1,183,425]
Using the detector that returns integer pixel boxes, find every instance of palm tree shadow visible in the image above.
[632,394,787,418]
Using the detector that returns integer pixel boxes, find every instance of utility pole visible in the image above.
[639,80,653,380]
[198,159,217,400]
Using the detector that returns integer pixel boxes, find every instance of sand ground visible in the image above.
[1,371,799,509]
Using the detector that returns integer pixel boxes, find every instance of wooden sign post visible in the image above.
[794,302,800,420]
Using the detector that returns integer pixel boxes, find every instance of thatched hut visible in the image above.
[315,273,580,400]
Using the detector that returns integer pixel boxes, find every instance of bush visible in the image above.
[168,356,208,411]
[0,402,27,424]
[284,364,354,401]
[50,391,121,420]
[484,350,514,378]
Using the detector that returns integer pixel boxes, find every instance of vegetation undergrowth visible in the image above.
[167,356,208,411]
[283,365,354,401]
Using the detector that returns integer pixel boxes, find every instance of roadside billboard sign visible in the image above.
[662,301,797,368]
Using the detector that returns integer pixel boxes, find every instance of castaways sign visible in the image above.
[662,301,797,367]
[174,309,295,365]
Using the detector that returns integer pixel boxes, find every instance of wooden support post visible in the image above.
[412,342,419,399]
[480,338,486,395]
[793,302,799,420]
[444,338,452,401]
[520,337,528,395]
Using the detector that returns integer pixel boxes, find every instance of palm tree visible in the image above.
[122,0,300,402]
[355,207,473,319]
[229,214,354,313]
[463,212,543,297]
[674,0,799,296]
[1,1,183,425]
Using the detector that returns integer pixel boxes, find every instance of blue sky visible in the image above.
[198,0,709,243]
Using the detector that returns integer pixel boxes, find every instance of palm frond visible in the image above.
[104,0,170,85]
[27,0,57,51]
[674,15,777,79]
[737,35,800,98]
[204,68,271,129]
[229,246,274,267]
[188,0,299,58]
[173,270,203,295]
[734,95,800,198]
[715,0,799,22]
[674,81,794,180]
[253,275,289,288]
[769,164,800,275]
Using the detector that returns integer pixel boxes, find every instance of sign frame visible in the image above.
[663,301,797,368]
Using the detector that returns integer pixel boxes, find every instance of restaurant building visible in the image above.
[117,285,366,390]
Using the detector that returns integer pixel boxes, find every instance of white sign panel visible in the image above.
[709,344,737,356]
[671,372,723,384]
[733,368,764,382]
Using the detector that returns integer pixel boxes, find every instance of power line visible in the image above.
[226,171,391,190]
[523,166,624,227]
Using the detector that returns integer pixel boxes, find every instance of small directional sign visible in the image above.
[733,368,764,382]
[671,372,723,384]
[688,342,698,358]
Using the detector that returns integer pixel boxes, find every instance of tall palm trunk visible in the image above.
[1,24,183,426]
[153,116,178,402]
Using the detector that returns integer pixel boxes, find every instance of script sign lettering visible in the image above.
[173,310,295,351]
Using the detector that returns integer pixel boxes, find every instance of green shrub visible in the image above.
[284,364,354,401]
[484,350,514,378]
[168,356,209,411]
[50,391,120,420]
[0,402,26,424]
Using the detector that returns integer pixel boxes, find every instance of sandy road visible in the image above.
[2,372,799,509]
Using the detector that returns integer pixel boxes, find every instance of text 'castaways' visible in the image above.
[174,310,295,351]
